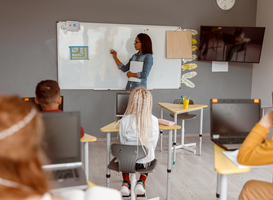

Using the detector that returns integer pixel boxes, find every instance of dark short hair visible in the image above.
[137,33,153,55]
[35,80,60,106]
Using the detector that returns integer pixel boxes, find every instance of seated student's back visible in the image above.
[0,94,64,200]
[0,94,122,200]
[118,87,159,196]
[35,80,84,138]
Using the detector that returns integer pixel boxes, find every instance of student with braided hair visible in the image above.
[118,87,159,196]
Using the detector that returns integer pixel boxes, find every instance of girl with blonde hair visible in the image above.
[0,94,62,200]
[119,87,159,196]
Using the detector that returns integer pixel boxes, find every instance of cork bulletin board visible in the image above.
[166,30,192,59]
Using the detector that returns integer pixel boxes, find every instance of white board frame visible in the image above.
[57,21,181,90]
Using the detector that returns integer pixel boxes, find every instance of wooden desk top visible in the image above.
[214,144,251,174]
[100,121,181,133]
[81,133,97,142]
[87,181,96,187]
[158,102,208,113]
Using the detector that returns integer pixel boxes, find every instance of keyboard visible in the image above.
[53,169,79,180]
[217,138,245,144]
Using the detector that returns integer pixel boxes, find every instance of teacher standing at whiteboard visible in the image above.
[110,33,153,92]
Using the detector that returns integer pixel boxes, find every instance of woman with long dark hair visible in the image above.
[110,33,153,92]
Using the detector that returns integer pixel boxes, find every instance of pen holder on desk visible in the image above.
[183,99,189,109]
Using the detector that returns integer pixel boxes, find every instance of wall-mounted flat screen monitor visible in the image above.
[198,26,265,63]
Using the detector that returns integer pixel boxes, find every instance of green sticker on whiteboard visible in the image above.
[70,46,89,60]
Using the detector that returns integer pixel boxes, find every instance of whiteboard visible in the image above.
[57,22,181,90]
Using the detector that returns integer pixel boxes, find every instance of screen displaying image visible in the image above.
[198,26,265,63]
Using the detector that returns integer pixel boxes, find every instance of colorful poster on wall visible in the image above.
[70,46,89,60]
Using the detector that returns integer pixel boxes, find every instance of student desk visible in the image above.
[87,181,96,187]
[214,144,251,200]
[100,121,181,200]
[157,103,207,161]
[81,133,97,181]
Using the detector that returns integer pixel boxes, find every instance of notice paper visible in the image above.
[212,61,228,72]
[222,150,273,169]
[129,61,143,82]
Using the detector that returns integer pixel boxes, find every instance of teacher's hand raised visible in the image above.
[110,49,117,57]
[110,33,153,91]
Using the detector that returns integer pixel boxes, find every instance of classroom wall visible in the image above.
[251,0,273,107]
[251,0,273,138]
[0,0,257,138]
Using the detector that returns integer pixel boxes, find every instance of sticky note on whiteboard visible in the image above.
[212,61,228,72]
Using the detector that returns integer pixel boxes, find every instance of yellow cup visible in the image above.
[183,99,189,109]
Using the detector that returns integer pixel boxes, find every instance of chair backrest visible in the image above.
[173,99,194,105]
[110,144,148,173]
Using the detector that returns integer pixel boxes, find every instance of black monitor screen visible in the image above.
[210,99,261,136]
[198,26,265,63]
[41,112,80,164]
[116,93,130,116]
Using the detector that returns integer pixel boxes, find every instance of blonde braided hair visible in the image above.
[124,87,153,159]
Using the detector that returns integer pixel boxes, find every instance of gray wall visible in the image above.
[0,0,257,138]
[252,0,273,107]
[251,0,273,138]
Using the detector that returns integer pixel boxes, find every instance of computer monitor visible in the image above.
[116,93,130,118]
[22,96,64,111]
[210,99,261,137]
[41,112,80,164]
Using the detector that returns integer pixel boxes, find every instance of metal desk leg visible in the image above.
[160,130,163,152]
[173,113,177,164]
[84,142,89,181]
[220,174,227,200]
[173,119,196,154]
[216,173,221,199]
[160,107,163,152]
[199,108,204,156]
[106,132,111,187]
[167,129,173,200]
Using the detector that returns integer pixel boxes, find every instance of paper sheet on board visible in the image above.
[129,61,143,82]
[222,150,273,169]
[212,61,228,72]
